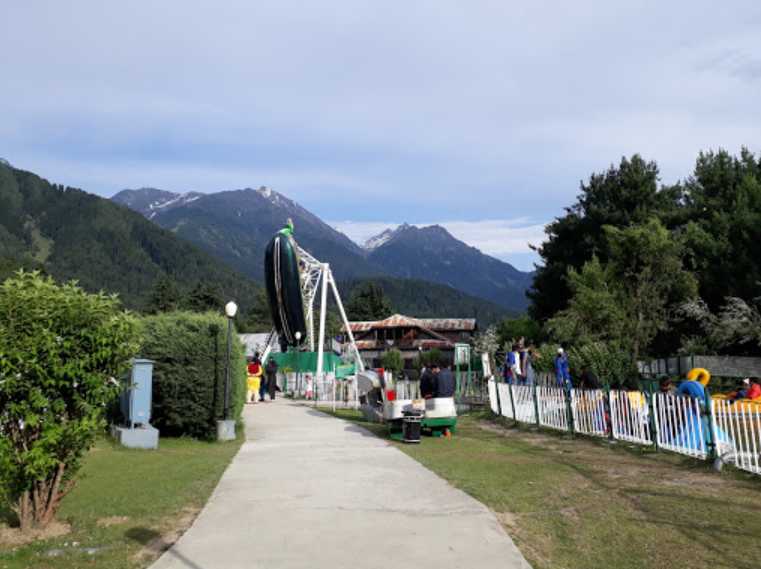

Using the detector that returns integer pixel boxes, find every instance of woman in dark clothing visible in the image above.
[265,358,279,401]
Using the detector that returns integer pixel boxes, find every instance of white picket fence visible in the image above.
[570,389,607,438]
[512,385,537,423]
[652,392,707,459]
[609,390,652,446]
[711,398,761,474]
[486,380,761,478]
[497,383,513,419]
[537,386,570,432]
[488,380,499,414]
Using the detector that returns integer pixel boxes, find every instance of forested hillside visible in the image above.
[341,277,513,326]
[0,163,263,318]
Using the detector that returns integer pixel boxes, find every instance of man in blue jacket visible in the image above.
[554,348,571,389]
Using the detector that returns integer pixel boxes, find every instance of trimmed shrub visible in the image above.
[139,311,246,439]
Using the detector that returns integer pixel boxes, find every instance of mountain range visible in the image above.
[0,162,517,329]
[111,188,533,311]
[0,163,262,317]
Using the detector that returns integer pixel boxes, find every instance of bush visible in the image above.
[139,311,246,439]
[380,349,404,379]
[567,341,638,388]
[413,348,443,370]
[0,271,140,530]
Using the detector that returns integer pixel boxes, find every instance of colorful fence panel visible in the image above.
[652,392,707,459]
[485,381,761,478]
[570,389,607,438]
[609,390,652,445]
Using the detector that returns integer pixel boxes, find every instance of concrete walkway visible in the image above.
[150,401,530,569]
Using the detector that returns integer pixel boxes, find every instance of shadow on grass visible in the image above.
[125,527,207,569]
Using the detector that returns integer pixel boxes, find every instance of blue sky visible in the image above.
[2,1,760,271]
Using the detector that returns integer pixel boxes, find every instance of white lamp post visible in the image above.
[294,331,302,394]
[218,300,238,441]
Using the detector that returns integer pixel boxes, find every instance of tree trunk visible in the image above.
[15,463,69,532]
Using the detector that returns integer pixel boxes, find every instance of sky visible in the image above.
[2,1,760,271]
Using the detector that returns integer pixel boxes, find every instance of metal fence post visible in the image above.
[646,389,659,452]
[704,390,717,462]
[605,384,614,442]
[533,384,540,428]
[565,388,575,437]
[495,377,502,417]
[509,382,517,424]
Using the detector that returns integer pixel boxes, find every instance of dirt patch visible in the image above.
[496,510,519,528]
[0,520,71,548]
[132,507,200,563]
[96,516,130,528]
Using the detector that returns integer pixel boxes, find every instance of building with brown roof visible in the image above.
[345,314,477,369]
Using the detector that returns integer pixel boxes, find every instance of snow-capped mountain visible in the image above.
[112,188,534,311]
[362,224,410,251]
[112,186,378,282]
[111,188,203,219]
[362,223,533,310]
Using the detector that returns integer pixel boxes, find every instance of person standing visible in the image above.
[247,353,263,404]
[421,362,438,399]
[554,348,571,389]
[435,364,456,398]
[508,344,522,385]
[264,357,279,401]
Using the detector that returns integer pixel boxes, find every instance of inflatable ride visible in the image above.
[264,220,307,351]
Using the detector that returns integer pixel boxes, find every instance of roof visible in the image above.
[355,339,454,351]
[347,314,476,333]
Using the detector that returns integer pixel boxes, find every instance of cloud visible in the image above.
[2,0,761,228]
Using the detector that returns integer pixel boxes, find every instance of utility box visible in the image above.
[113,359,159,450]
[121,358,154,427]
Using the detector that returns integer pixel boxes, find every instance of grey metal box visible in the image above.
[121,359,155,427]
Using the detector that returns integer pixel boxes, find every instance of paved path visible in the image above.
[150,401,530,569]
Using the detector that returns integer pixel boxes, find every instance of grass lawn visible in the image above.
[0,434,243,569]
[324,408,761,569]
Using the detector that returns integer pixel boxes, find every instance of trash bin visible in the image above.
[402,409,424,444]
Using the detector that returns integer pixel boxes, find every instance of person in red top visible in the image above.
[730,378,761,401]
[246,353,263,404]
[747,378,761,400]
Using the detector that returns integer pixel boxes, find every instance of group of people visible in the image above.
[502,338,537,385]
[500,343,583,391]
[246,353,279,403]
[419,362,456,399]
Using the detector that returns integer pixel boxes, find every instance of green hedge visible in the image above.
[139,311,247,439]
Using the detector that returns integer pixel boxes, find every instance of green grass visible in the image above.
[324,408,761,569]
[0,434,243,569]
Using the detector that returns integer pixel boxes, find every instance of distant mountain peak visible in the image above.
[255,185,273,199]
[363,227,398,251]
[112,188,203,218]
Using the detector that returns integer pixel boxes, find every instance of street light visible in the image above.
[294,331,302,395]
[223,301,238,420]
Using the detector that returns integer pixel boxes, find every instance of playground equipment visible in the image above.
[356,368,457,441]
[261,220,364,392]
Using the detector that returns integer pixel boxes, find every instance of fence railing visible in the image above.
[487,379,761,477]
[570,389,607,438]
